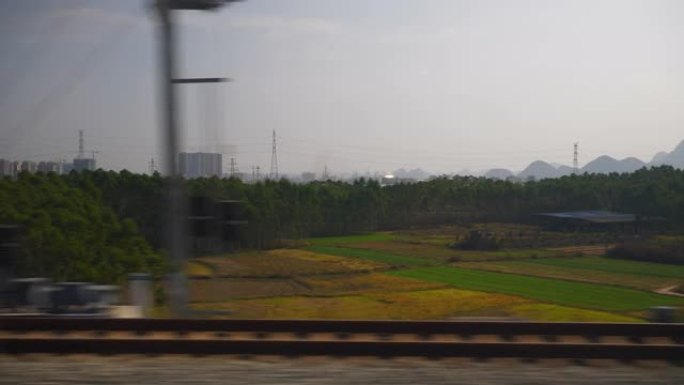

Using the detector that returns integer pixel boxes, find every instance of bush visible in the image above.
[607,242,684,265]
[451,230,501,251]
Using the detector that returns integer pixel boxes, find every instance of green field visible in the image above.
[191,227,684,322]
[390,267,684,311]
[305,245,430,267]
[307,233,394,246]
[457,257,684,291]
[527,256,684,279]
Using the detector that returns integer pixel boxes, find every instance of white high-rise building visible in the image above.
[178,152,222,179]
[0,159,16,177]
[37,161,62,174]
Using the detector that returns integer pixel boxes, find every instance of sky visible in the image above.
[2,0,684,176]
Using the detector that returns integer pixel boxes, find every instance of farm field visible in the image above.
[304,245,431,267]
[306,232,395,246]
[195,248,385,278]
[390,267,684,312]
[191,288,639,322]
[189,278,310,302]
[189,226,684,322]
[189,273,444,302]
[306,227,569,262]
[457,257,684,291]
[528,256,684,278]
[351,241,563,262]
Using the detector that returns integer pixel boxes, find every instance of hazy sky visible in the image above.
[2,0,684,176]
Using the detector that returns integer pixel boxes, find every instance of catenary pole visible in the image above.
[155,0,240,317]
[156,0,189,317]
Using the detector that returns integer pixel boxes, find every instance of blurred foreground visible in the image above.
[0,355,682,385]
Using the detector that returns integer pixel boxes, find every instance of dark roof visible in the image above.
[535,210,636,224]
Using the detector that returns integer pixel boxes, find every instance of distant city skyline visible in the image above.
[2,0,684,175]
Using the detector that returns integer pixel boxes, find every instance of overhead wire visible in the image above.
[3,7,139,156]
[0,0,89,113]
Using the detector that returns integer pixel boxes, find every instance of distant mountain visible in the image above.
[649,139,684,169]
[650,151,669,165]
[620,157,646,172]
[581,155,619,174]
[476,138,684,180]
[484,168,514,180]
[518,160,560,180]
[581,155,645,174]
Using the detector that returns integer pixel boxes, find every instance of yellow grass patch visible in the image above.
[185,261,214,278]
[349,242,457,260]
[510,304,642,323]
[189,278,311,302]
[300,273,444,296]
[548,245,610,256]
[193,288,644,322]
[189,273,439,302]
[198,249,384,278]
[193,288,533,320]
[268,249,383,271]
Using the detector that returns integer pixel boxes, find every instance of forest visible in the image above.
[2,166,684,283]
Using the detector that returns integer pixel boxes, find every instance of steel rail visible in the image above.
[1,318,683,338]
[1,337,683,359]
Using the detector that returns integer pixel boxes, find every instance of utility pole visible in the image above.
[269,130,278,179]
[154,0,240,317]
[573,142,579,175]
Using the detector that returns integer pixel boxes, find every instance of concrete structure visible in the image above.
[37,161,62,174]
[73,158,96,172]
[62,163,74,174]
[178,152,222,179]
[19,161,37,173]
[0,159,17,177]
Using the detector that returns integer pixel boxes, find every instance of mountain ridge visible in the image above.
[483,139,683,180]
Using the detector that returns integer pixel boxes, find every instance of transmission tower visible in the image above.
[229,157,236,177]
[78,130,85,158]
[573,142,579,175]
[269,130,278,179]
[149,158,156,174]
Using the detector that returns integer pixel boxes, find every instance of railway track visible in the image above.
[1,318,683,360]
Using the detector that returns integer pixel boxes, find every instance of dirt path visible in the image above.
[654,285,684,297]
[549,245,611,256]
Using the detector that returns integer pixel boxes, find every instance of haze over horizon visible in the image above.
[2,0,684,176]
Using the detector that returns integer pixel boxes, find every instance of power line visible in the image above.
[573,142,579,174]
[0,0,89,113]
[3,13,136,153]
[270,130,278,179]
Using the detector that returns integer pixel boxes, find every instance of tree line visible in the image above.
[72,165,684,250]
[2,166,684,282]
[0,172,164,283]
